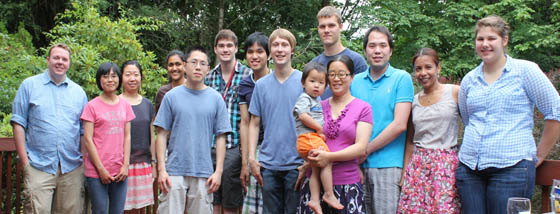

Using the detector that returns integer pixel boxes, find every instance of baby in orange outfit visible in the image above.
[294,62,343,213]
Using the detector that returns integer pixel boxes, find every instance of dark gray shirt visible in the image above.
[130,97,155,164]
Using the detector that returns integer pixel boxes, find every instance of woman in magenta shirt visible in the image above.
[298,55,373,214]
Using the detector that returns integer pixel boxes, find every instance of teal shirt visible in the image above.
[350,64,414,168]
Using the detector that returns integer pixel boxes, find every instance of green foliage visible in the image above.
[45,0,167,101]
[0,22,46,114]
[352,0,559,80]
[0,113,13,137]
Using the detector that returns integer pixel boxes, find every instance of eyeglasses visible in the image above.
[327,72,351,79]
[188,60,208,67]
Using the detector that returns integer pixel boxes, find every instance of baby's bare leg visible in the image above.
[321,163,343,209]
[308,167,323,214]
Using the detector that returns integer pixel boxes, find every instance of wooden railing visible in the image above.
[536,159,560,213]
[0,137,159,213]
[0,137,22,214]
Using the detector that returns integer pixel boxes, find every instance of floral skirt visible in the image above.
[398,147,460,213]
[124,162,154,210]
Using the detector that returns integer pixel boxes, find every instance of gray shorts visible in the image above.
[363,167,402,214]
[212,146,243,208]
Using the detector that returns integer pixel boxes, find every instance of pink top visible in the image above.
[80,97,135,178]
[321,98,373,185]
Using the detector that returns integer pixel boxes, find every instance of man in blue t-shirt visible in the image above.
[154,46,232,214]
[247,28,303,214]
[350,25,414,214]
[312,6,367,99]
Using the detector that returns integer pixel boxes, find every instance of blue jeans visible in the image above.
[261,167,299,214]
[86,177,128,214]
[455,159,535,214]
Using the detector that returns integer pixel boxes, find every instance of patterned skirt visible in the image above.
[297,178,364,214]
[124,162,155,210]
[398,147,460,213]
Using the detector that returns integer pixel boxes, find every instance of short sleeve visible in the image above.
[522,62,560,122]
[248,83,262,117]
[11,80,30,128]
[80,102,96,123]
[293,94,312,117]
[153,94,173,131]
[395,73,414,103]
[148,99,155,119]
[238,84,249,105]
[214,97,233,135]
[358,102,373,124]
[124,102,136,122]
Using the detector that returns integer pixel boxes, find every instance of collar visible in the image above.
[41,69,69,86]
[212,60,242,75]
[475,54,512,79]
[364,64,394,81]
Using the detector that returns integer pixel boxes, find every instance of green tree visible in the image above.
[45,0,167,101]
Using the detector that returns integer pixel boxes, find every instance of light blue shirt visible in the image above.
[154,86,232,178]
[458,55,560,170]
[11,71,88,174]
[248,70,303,170]
[351,65,414,168]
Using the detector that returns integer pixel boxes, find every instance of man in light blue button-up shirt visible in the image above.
[11,43,88,213]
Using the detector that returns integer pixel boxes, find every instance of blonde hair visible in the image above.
[269,28,297,52]
[317,6,342,24]
[475,15,510,40]
[48,43,71,58]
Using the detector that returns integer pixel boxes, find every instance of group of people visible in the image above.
[10,4,560,214]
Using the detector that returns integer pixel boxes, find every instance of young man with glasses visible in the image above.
[155,46,232,213]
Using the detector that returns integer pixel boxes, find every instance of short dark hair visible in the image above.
[244,32,270,57]
[214,29,238,47]
[301,62,327,86]
[185,46,210,64]
[96,62,121,91]
[121,60,143,79]
[327,55,355,76]
[362,25,394,50]
[166,50,186,65]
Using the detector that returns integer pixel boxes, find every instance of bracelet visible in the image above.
[151,159,157,163]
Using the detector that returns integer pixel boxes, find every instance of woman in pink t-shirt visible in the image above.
[297,55,373,214]
[81,62,135,214]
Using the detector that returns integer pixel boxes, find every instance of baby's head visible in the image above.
[301,62,328,98]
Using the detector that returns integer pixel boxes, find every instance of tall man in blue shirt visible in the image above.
[350,26,414,214]
[312,6,367,99]
[11,43,88,213]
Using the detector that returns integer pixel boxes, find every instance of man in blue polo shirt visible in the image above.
[350,25,414,214]
[11,43,88,213]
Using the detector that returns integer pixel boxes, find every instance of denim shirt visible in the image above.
[11,70,88,174]
[458,55,560,170]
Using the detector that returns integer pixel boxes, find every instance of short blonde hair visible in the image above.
[317,6,342,24]
[475,15,509,40]
[48,43,71,58]
[269,28,297,52]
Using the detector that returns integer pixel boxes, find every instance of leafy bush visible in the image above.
[0,22,46,115]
